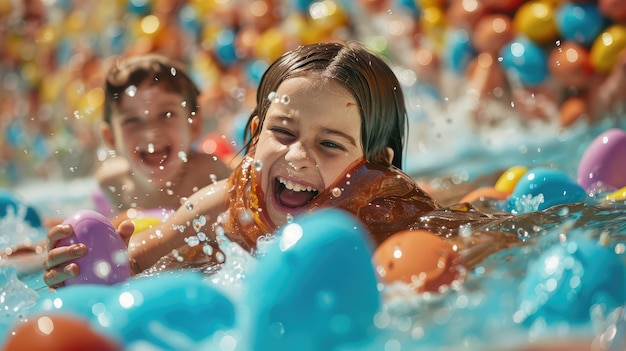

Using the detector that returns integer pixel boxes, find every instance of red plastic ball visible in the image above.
[4,314,121,351]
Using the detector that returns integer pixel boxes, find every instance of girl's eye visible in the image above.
[321,141,346,151]
[270,127,295,138]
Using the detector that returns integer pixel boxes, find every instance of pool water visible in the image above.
[2,109,626,350]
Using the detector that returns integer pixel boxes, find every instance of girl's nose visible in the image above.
[284,142,314,170]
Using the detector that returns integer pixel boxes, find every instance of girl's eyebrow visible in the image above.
[319,127,358,146]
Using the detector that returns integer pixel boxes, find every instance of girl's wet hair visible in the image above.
[103,54,200,124]
[244,41,408,169]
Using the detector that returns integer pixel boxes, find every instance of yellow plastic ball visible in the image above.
[494,166,529,194]
[605,186,626,201]
[131,217,163,235]
[513,1,558,45]
[254,28,286,63]
[0,0,12,17]
[590,25,626,74]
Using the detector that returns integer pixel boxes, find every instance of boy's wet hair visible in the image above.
[103,54,200,124]
[244,41,408,169]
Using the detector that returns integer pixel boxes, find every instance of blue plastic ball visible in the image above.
[519,234,626,325]
[555,3,607,47]
[244,209,380,351]
[506,167,587,214]
[499,37,549,86]
[0,190,42,228]
[445,29,476,74]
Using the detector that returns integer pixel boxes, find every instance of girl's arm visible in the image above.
[128,179,229,273]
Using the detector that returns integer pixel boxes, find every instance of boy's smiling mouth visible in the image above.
[275,176,319,208]
[140,145,171,167]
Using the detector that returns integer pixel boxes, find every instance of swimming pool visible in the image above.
[2,0,626,349]
[2,101,626,350]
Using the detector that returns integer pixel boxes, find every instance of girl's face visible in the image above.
[252,76,364,227]
[104,82,199,186]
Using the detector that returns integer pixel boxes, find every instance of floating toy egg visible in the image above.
[555,3,606,47]
[481,0,524,12]
[0,190,42,228]
[4,314,121,351]
[590,25,626,74]
[518,235,626,325]
[606,186,626,201]
[599,0,626,23]
[495,166,528,194]
[445,0,486,30]
[507,167,587,214]
[548,41,593,90]
[98,273,235,348]
[499,36,549,86]
[559,95,589,127]
[214,28,238,66]
[513,1,559,45]
[444,29,475,73]
[373,230,464,293]
[245,209,379,351]
[471,14,514,54]
[57,210,131,286]
[577,128,626,192]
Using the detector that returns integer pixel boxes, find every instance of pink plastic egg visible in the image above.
[577,128,626,192]
[57,210,131,285]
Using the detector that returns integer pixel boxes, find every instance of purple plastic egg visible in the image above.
[577,128,626,192]
[57,210,131,285]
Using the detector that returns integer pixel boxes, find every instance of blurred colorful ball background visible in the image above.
[2,0,626,186]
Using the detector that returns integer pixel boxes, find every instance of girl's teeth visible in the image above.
[278,177,317,192]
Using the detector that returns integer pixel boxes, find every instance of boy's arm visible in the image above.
[128,179,229,273]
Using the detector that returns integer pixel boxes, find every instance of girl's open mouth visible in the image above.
[275,177,319,209]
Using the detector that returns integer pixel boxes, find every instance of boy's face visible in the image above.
[103,82,199,186]
[252,76,364,227]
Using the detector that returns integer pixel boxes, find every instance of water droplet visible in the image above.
[125,85,137,97]
[286,213,293,223]
[280,94,290,105]
[178,151,188,162]
[180,100,187,108]
[210,174,217,183]
[185,236,200,247]
[331,187,342,197]
[165,111,172,118]
[267,91,277,101]
[148,143,155,153]
[203,244,213,256]
[254,160,263,171]
[170,67,177,76]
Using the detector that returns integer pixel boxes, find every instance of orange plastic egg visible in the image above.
[548,41,593,89]
[459,187,510,203]
[4,314,121,351]
[590,25,626,74]
[446,0,486,30]
[472,14,514,54]
[599,0,626,23]
[559,96,589,127]
[513,1,559,45]
[373,230,464,293]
